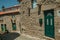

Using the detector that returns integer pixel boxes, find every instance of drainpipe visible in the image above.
[19,22,22,34]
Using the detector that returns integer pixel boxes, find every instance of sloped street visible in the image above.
[0,32,43,40]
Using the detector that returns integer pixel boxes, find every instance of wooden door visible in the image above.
[44,9,55,38]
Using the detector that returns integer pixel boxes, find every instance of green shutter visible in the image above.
[1,24,7,32]
[4,24,7,31]
[1,24,4,31]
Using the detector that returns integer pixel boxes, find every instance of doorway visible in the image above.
[44,9,55,38]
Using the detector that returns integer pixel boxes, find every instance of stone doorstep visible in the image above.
[11,31,20,34]
[21,33,47,40]
[43,36,55,40]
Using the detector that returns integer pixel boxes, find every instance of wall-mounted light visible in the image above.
[39,18,43,26]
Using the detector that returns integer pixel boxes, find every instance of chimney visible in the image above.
[2,6,5,11]
[17,0,22,3]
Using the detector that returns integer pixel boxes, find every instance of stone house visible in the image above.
[0,5,21,33]
[0,0,60,40]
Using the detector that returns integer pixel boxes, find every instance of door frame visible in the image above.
[44,9,55,38]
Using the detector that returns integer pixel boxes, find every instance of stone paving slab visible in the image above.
[15,34,46,40]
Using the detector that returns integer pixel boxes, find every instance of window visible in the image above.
[38,4,41,15]
[11,19,16,23]
[28,8,30,16]
[1,24,7,31]
[4,24,7,30]
[12,15,15,18]
[0,17,3,22]
[31,0,37,8]
[59,11,60,13]
[1,24,4,31]
[57,10,60,17]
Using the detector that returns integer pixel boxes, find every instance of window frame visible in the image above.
[31,0,37,8]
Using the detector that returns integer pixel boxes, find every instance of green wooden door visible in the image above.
[44,9,55,38]
[1,24,7,32]
[4,24,7,31]
[12,23,16,30]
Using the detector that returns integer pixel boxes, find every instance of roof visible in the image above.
[3,5,20,10]
[0,11,19,15]
[0,10,19,15]
[0,12,5,15]
[0,5,20,15]
[0,3,21,15]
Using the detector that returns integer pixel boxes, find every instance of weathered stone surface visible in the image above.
[0,0,60,40]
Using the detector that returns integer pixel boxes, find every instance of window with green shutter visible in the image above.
[38,4,42,15]
[1,24,7,31]
[1,24,4,31]
[4,24,7,31]
[28,8,30,16]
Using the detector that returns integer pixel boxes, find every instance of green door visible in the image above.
[44,9,55,38]
[1,24,7,32]
[4,24,7,31]
[12,23,16,30]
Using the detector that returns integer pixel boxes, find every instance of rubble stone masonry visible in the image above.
[0,0,60,40]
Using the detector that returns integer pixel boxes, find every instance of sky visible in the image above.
[0,0,19,10]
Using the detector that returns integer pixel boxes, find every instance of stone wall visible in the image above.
[20,0,60,40]
[0,0,60,40]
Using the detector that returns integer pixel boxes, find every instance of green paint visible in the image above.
[1,24,4,31]
[12,23,16,30]
[44,9,55,38]
[1,24,7,32]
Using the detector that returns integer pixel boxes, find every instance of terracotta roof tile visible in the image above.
[0,12,5,15]
[0,11,19,15]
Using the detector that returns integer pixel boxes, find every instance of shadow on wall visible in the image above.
[0,32,20,40]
